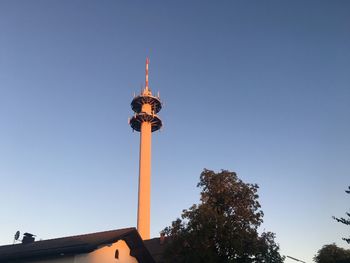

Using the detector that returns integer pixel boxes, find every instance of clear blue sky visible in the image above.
[0,1,349,262]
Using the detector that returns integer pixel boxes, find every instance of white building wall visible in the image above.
[26,240,138,263]
[75,240,138,263]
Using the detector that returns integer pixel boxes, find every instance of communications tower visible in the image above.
[129,58,162,240]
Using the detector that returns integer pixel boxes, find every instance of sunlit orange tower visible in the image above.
[129,58,162,240]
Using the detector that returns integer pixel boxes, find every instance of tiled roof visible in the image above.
[0,228,155,263]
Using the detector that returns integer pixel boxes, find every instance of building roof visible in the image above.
[0,228,155,263]
[144,237,169,263]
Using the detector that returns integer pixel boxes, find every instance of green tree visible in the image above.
[313,243,350,263]
[333,186,350,244]
[162,169,284,263]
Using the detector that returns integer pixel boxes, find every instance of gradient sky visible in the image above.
[0,1,349,262]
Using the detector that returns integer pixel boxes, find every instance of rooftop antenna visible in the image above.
[13,231,20,244]
[286,255,307,263]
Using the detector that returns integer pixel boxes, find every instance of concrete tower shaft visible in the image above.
[129,58,162,240]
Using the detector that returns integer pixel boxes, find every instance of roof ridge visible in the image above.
[0,227,155,263]
[36,227,136,242]
[0,227,136,249]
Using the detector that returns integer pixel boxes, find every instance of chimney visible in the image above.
[22,233,35,244]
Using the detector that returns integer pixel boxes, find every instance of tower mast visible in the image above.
[129,58,162,240]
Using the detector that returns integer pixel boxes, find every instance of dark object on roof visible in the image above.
[0,228,155,263]
[144,237,169,263]
[22,233,35,244]
[14,231,20,242]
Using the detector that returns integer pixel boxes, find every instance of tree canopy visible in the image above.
[162,169,284,263]
[333,186,350,244]
[313,244,350,263]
